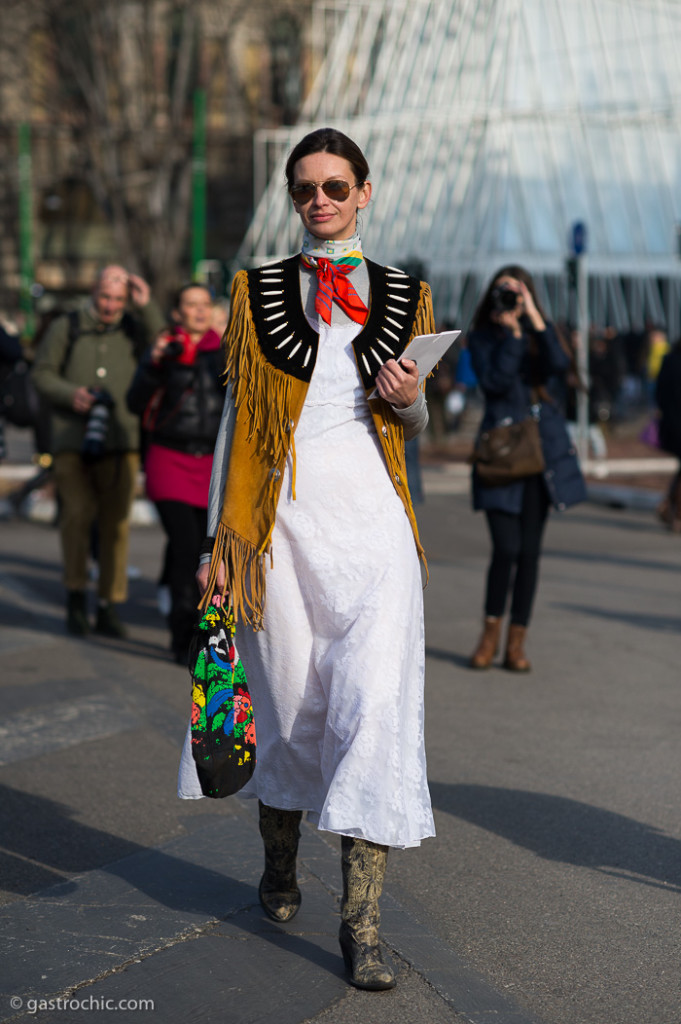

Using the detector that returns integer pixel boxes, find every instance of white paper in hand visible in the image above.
[369,329,461,397]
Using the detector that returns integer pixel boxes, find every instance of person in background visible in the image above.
[0,316,23,388]
[126,284,224,664]
[33,266,164,637]
[565,327,608,466]
[447,335,479,431]
[3,310,67,516]
[645,325,670,406]
[425,340,454,442]
[0,317,23,464]
[468,266,586,671]
[211,298,230,339]
[654,337,681,532]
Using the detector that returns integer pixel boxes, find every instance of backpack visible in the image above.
[1,357,42,428]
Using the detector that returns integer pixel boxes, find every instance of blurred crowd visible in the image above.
[2,272,681,662]
[424,319,674,450]
[0,269,229,661]
[2,295,677,478]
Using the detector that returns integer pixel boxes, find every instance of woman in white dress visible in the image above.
[196,128,435,990]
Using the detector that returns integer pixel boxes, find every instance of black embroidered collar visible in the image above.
[246,256,421,388]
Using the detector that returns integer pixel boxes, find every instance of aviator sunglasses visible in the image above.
[289,179,365,204]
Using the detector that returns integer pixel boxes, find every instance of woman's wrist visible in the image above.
[527,314,546,332]
[199,536,215,560]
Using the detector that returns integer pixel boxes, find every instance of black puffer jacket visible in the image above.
[126,333,224,455]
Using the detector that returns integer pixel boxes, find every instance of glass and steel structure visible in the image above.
[238,0,681,331]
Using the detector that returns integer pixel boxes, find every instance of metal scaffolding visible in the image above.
[238,0,681,331]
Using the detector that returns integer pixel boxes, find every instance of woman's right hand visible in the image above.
[150,329,173,365]
[196,558,227,606]
[72,386,96,414]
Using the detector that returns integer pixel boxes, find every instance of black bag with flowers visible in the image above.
[188,602,256,798]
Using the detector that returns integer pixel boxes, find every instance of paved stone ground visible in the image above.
[1,420,680,1024]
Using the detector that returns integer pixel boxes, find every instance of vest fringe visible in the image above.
[413,281,436,339]
[223,273,296,470]
[289,432,297,501]
[198,519,267,629]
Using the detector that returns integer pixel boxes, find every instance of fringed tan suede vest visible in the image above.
[201,256,435,628]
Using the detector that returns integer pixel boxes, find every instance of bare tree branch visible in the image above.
[39,0,205,302]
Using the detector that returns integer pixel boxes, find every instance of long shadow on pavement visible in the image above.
[429,782,681,894]
[0,782,345,1015]
[562,510,665,535]
[544,547,681,575]
[553,602,681,633]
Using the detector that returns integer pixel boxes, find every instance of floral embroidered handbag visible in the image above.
[188,601,256,798]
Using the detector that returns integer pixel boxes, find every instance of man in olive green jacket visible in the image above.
[33,265,165,637]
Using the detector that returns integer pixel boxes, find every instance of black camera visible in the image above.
[82,388,115,462]
[490,284,520,313]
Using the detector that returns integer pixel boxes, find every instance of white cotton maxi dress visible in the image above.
[235,316,435,850]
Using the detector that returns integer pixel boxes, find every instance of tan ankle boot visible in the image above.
[469,616,502,669]
[503,623,531,671]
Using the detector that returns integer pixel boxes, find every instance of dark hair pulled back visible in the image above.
[284,127,370,188]
[171,282,212,312]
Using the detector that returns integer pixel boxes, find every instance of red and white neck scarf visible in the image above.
[299,232,368,326]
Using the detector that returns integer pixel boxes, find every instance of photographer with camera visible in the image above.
[126,283,224,665]
[33,265,164,637]
[467,266,585,671]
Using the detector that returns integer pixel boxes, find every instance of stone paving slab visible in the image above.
[0,803,541,1024]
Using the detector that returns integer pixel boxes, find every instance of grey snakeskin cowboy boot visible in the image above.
[339,836,396,990]
[258,801,303,922]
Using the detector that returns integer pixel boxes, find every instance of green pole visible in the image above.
[18,121,35,335]
[191,88,207,279]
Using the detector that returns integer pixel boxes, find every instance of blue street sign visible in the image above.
[571,221,587,255]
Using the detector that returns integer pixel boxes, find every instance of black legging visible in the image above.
[155,500,207,658]
[483,474,550,627]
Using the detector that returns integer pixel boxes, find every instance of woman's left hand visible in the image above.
[376,358,419,409]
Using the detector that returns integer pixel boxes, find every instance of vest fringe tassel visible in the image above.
[414,281,436,338]
[204,272,300,628]
[223,273,295,469]
[198,520,268,629]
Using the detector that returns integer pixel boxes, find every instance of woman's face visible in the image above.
[175,286,213,337]
[290,152,372,241]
